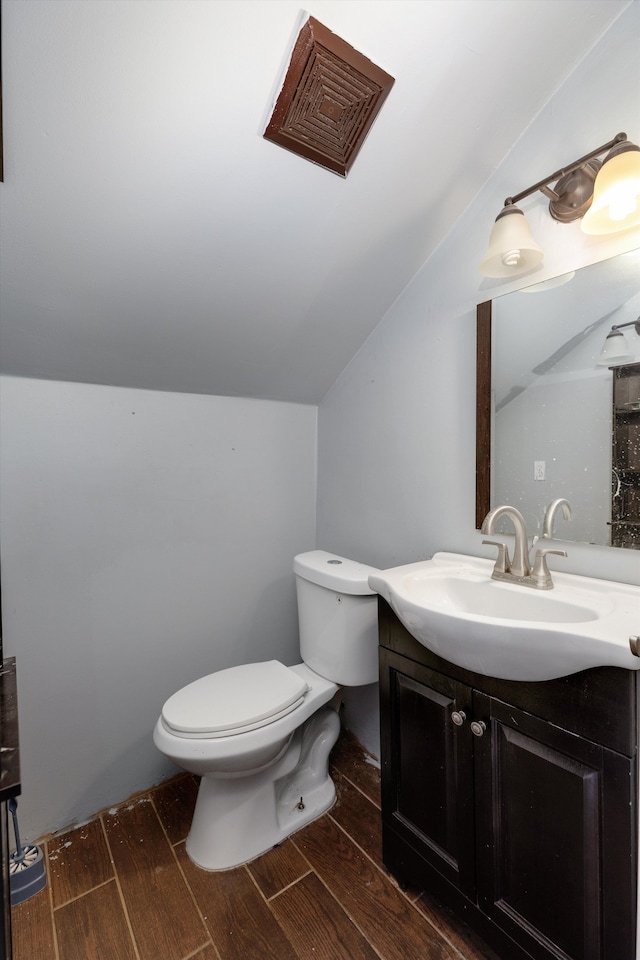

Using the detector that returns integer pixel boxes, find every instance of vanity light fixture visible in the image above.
[597,318,640,366]
[479,132,640,278]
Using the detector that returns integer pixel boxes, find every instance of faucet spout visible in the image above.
[542,498,573,539]
[481,505,531,578]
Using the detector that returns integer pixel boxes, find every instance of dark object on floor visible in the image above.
[8,799,46,905]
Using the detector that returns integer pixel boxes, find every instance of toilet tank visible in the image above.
[293,550,380,686]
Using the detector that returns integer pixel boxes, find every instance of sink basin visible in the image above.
[368,552,640,681]
[417,576,604,624]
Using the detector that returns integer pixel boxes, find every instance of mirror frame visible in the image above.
[475,300,491,529]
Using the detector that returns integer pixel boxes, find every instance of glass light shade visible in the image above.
[597,328,633,365]
[479,206,544,278]
[582,147,640,235]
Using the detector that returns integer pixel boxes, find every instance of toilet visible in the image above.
[153,550,379,871]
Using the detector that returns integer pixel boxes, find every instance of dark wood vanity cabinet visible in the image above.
[379,600,638,960]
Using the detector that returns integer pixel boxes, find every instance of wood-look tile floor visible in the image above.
[11,732,500,960]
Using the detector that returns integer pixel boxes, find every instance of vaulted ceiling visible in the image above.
[0,0,630,402]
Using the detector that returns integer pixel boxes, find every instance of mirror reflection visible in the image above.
[476,247,640,549]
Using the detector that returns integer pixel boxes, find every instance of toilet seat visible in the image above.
[161,660,309,739]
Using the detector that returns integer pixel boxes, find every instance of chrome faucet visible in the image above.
[542,498,573,539]
[481,505,531,578]
[481,504,566,589]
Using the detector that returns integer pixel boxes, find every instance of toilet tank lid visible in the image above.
[161,660,308,736]
[294,551,378,595]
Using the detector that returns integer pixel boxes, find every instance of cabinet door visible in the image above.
[380,648,476,898]
[473,693,637,960]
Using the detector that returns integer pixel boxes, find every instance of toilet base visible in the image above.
[185,705,341,871]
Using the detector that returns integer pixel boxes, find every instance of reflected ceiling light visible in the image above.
[597,318,640,366]
[519,271,575,293]
[480,132,640,279]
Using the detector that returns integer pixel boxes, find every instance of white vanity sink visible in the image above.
[368,552,640,681]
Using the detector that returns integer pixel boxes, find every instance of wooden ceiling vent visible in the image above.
[264,17,395,177]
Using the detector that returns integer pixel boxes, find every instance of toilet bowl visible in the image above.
[153,550,379,871]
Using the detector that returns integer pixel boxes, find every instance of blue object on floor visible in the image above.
[8,798,46,905]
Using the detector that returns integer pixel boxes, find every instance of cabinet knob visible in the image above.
[451,710,466,727]
[470,720,487,738]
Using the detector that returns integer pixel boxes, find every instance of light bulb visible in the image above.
[607,188,638,222]
[582,144,640,235]
[502,250,521,267]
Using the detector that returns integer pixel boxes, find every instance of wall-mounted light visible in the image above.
[597,318,640,366]
[479,132,640,278]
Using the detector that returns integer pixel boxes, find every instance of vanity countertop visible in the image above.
[0,659,20,803]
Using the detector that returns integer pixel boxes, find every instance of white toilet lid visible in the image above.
[161,660,309,738]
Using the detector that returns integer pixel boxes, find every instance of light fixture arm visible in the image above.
[610,318,640,336]
[503,132,628,208]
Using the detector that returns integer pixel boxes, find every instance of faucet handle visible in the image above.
[482,539,510,574]
[531,548,567,589]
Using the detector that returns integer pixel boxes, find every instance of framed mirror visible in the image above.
[476,247,640,548]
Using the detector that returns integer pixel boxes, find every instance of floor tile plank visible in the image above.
[294,815,462,960]
[270,871,380,960]
[247,838,310,900]
[176,843,298,960]
[191,946,220,960]
[152,773,199,846]
[331,770,383,869]
[54,880,137,960]
[331,732,381,808]
[11,885,57,960]
[48,819,114,908]
[416,890,502,960]
[103,798,208,960]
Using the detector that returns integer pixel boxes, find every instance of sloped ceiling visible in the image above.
[0,0,630,403]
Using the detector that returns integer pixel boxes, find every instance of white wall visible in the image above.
[317,3,640,758]
[494,372,611,544]
[0,377,317,839]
